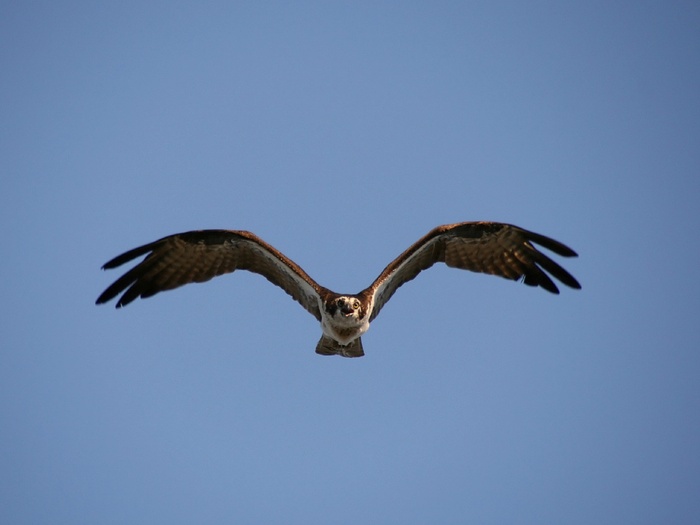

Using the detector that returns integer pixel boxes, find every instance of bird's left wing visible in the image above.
[364,222,581,321]
[96,230,325,320]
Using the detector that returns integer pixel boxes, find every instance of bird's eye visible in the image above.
[338,298,345,306]
[353,301,360,309]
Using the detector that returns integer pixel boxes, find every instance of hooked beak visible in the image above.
[340,304,354,316]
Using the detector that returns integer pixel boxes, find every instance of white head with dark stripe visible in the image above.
[325,295,366,324]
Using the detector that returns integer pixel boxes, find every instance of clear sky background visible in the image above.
[2,2,699,524]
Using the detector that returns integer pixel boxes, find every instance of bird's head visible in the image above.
[327,296,364,322]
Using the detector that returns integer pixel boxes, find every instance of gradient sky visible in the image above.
[2,2,699,524]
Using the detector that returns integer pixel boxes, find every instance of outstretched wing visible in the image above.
[96,230,326,320]
[365,222,581,321]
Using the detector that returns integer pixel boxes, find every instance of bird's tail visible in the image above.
[315,336,365,358]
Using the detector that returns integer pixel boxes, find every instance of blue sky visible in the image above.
[2,1,699,523]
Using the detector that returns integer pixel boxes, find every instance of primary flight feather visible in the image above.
[97,222,581,357]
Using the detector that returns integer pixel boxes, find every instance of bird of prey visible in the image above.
[96,222,581,357]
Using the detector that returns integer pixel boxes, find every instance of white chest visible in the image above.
[320,312,370,345]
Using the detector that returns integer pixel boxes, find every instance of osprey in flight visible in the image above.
[97,222,581,357]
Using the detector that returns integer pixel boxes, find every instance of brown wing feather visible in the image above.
[365,222,581,321]
[96,230,325,320]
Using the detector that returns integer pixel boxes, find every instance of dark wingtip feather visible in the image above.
[523,229,579,258]
[568,276,582,290]
[97,243,161,305]
[95,278,127,306]
[527,249,582,292]
[95,282,120,305]
[537,272,561,294]
[541,284,561,295]
[100,241,161,270]
[522,263,561,294]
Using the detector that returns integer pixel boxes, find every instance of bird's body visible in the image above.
[97,222,581,357]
